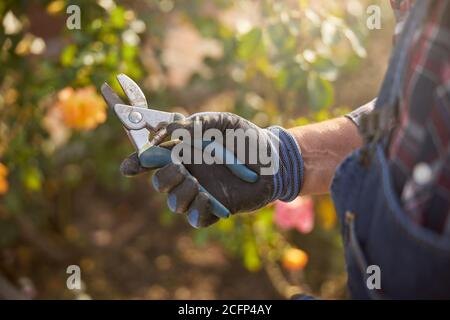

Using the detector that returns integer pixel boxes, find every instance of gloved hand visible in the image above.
[121,112,304,228]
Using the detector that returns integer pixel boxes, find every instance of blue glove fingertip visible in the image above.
[198,186,230,218]
[210,199,230,219]
[187,209,200,228]
[152,175,160,191]
[167,194,177,212]
[139,146,172,169]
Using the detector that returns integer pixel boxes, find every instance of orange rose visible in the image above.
[54,86,107,130]
[0,163,9,195]
[282,248,308,271]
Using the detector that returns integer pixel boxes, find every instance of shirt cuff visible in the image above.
[345,98,377,127]
[266,126,304,202]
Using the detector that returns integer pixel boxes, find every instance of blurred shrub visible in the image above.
[0,0,377,298]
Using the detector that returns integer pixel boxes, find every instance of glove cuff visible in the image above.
[267,126,304,202]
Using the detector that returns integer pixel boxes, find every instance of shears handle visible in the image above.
[138,141,258,218]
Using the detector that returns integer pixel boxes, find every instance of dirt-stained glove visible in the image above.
[121,112,304,228]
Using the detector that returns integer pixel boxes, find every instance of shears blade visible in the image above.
[116,73,148,108]
[101,75,177,154]
[100,82,125,111]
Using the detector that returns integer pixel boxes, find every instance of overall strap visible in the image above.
[359,0,430,162]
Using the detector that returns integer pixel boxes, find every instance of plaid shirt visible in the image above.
[348,0,450,235]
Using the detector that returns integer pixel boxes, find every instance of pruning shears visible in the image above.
[100,74,257,219]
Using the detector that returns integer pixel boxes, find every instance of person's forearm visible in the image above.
[289,117,362,195]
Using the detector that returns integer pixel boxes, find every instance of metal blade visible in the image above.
[100,82,126,110]
[116,74,148,108]
[127,129,151,153]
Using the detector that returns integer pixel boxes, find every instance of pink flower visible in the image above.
[274,197,314,234]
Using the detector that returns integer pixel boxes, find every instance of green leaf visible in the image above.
[105,50,118,67]
[312,56,338,81]
[110,6,126,29]
[121,44,137,61]
[307,72,334,110]
[267,24,286,51]
[275,68,289,89]
[243,238,261,271]
[255,207,274,229]
[237,29,265,60]
[216,216,234,232]
[22,166,42,191]
[60,44,77,66]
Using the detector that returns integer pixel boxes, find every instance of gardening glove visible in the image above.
[121,112,304,228]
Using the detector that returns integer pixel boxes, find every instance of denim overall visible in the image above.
[330,1,450,299]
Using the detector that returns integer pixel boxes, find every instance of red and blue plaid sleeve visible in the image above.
[388,0,450,234]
